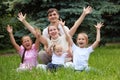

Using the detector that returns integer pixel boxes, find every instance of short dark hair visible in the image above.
[47,8,59,16]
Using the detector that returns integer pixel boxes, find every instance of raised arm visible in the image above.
[59,19,73,56]
[17,12,37,37]
[6,25,20,52]
[59,19,73,46]
[34,27,48,53]
[92,22,104,49]
[18,12,48,50]
[69,6,92,37]
[34,28,41,51]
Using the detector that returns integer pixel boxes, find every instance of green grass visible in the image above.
[0,45,120,80]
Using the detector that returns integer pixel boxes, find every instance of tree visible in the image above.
[0,0,120,49]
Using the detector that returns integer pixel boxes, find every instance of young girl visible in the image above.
[6,25,40,71]
[17,6,92,64]
[71,22,104,71]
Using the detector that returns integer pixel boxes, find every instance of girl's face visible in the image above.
[22,36,32,50]
[48,26,59,39]
[77,34,87,48]
[48,11,59,23]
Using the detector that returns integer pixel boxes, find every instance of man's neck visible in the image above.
[50,20,59,27]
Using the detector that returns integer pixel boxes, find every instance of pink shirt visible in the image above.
[19,44,38,68]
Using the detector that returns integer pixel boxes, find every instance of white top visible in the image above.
[42,23,69,38]
[72,43,94,70]
[51,52,67,65]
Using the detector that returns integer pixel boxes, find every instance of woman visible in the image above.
[17,6,92,64]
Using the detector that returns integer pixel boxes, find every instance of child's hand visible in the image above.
[59,18,65,27]
[94,22,104,29]
[6,25,13,33]
[34,27,41,38]
[83,6,92,15]
[17,12,26,22]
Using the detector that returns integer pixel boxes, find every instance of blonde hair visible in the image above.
[53,44,63,52]
[77,32,88,45]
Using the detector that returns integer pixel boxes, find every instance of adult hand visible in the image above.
[83,6,92,15]
[17,12,26,22]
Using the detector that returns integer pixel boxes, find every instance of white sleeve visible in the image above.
[42,27,49,38]
[58,24,70,36]
[87,46,94,54]
[64,26,70,32]
[72,43,77,51]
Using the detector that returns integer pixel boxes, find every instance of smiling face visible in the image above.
[54,44,63,56]
[76,33,88,48]
[48,25,60,39]
[21,36,32,50]
[47,8,59,23]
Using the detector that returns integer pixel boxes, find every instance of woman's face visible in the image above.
[48,26,59,39]
[22,36,32,50]
[48,11,59,23]
[77,34,87,48]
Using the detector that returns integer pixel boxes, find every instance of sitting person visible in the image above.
[70,22,104,72]
[17,6,92,64]
[6,25,40,71]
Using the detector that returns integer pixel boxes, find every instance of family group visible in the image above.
[6,6,103,72]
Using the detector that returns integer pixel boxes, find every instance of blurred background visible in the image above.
[0,0,120,50]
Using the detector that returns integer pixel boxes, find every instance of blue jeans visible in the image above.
[47,63,64,72]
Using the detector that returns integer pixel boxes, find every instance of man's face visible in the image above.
[48,11,59,23]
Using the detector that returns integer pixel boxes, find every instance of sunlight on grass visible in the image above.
[0,45,120,80]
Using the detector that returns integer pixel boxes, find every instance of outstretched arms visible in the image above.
[69,6,92,37]
[92,22,104,49]
[6,25,20,52]
[17,12,37,38]
[18,12,48,50]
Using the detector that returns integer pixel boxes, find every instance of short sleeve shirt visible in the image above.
[72,43,94,68]
[19,44,38,67]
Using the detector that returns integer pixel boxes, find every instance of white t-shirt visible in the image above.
[51,52,67,65]
[72,43,94,70]
[42,23,69,38]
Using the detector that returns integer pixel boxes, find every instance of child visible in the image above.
[46,43,69,72]
[6,25,40,71]
[17,6,92,64]
[46,20,72,72]
[71,22,103,71]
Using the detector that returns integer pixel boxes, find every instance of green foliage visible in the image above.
[0,0,120,49]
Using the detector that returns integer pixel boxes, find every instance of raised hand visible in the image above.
[6,25,13,33]
[94,22,104,29]
[34,27,41,38]
[83,6,92,15]
[17,12,26,22]
[59,18,65,27]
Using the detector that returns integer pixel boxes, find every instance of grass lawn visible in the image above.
[0,45,120,80]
